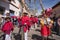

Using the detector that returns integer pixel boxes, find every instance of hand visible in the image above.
[24,23,27,26]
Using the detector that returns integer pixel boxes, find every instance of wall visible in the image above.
[52,5,60,17]
[0,0,9,14]
[10,0,22,16]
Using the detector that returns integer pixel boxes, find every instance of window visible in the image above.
[8,0,11,2]
[10,10,14,16]
[0,6,5,15]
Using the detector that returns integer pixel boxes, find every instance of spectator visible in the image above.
[56,16,60,35]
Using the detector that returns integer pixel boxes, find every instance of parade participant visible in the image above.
[22,12,31,40]
[34,16,38,28]
[2,17,14,40]
[11,16,18,25]
[17,16,22,27]
[40,9,53,40]
[30,15,35,29]
[17,16,22,33]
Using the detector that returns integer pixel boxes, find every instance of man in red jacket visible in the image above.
[30,15,35,29]
[2,17,14,40]
[34,16,38,28]
[22,12,31,40]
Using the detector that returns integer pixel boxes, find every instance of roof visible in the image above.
[52,2,60,9]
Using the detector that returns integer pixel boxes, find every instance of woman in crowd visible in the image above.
[40,10,53,40]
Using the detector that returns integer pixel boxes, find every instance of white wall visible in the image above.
[10,0,22,16]
[10,4,20,16]
[0,0,22,16]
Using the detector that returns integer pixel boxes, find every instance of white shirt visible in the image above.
[44,18,51,25]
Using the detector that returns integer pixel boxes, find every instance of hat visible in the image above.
[5,17,11,20]
[23,12,28,15]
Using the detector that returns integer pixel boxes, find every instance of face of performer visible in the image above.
[7,19,11,22]
[5,18,11,22]
[23,13,28,16]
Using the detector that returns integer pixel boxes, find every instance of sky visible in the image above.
[25,0,60,15]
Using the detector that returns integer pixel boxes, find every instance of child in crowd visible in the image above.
[2,17,14,40]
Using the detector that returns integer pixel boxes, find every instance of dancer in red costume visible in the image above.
[40,8,53,40]
[30,15,35,29]
[21,12,31,40]
[2,17,14,40]
[34,16,38,28]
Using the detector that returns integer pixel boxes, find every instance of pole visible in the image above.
[18,0,24,40]
[39,0,44,12]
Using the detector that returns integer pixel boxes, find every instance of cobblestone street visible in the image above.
[0,26,60,40]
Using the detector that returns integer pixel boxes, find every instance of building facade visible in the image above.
[0,0,9,15]
[9,0,22,16]
[51,2,60,17]
[0,0,22,16]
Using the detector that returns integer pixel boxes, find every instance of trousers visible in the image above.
[24,30,28,40]
[5,33,12,40]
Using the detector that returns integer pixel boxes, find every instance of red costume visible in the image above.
[30,17,35,25]
[34,17,38,24]
[22,16,31,32]
[2,21,14,34]
[41,25,51,37]
[17,17,22,27]
[40,8,52,37]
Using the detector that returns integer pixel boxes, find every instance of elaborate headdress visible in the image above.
[42,8,52,17]
[45,8,52,16]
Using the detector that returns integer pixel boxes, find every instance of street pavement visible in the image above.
[0,26,60,40]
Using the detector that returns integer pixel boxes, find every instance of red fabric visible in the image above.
[30,17,35,24]
[22,16,31,32]
[11,16,17,18]
[17,17,21,23]
[41,25,51,37]
[23,26,28,32]
[2,21,14,34]
[34,17,38,23]
[17,17,22,27]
